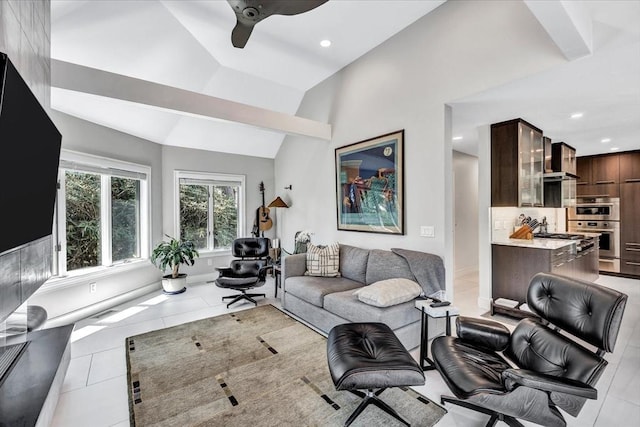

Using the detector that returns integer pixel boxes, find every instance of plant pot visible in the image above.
[161,274,187,294]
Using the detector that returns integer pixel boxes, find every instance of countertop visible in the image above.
[492,238,575,249]
[492,232,600,250]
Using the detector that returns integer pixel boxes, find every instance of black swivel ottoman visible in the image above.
[327,322,425,426]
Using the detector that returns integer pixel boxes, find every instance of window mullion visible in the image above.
[56,172,67,276]
[208,185,215,250]
[101,175,112,266]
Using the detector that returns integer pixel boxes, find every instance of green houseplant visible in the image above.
[151,235,199,294]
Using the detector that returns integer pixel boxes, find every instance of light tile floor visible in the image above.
[50,272,640,426]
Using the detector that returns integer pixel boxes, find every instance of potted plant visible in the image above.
[151,235,199,294]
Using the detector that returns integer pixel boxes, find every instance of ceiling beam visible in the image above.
[524,0,592,61]
[51,60,331,141]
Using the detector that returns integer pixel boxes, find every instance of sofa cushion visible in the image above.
[324,289,421,330]
[339,245,369,283]
[354,278,422,307]
[285,276,362,307]
[306,242,340,277]
[365,249,416,285]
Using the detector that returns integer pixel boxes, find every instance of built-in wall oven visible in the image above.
[568,197,620,272]
[568,197,620,221]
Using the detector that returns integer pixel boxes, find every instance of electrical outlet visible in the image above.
[90,282,97,293]
[207,258,212,266]
[420,226,435,238]
[494,220,502,230]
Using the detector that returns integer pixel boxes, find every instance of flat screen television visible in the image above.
[0,52,61,326]
[0,52,61,255]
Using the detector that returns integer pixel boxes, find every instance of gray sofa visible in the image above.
[282,244,445,350]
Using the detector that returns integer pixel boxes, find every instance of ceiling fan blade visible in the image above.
[226,0,328,48]
[231,19,254,48]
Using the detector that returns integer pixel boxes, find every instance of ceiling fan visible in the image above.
[227,0,329,48]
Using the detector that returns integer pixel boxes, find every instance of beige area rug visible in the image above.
[126,304,446,426]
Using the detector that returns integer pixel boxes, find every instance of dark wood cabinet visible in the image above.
[576,156,592,185]
[619,150,640,183]
[576,154,620,197]
[591,154,620,184]
[492,243,598,307]
[491,119,544,207]
[620,182,640,277]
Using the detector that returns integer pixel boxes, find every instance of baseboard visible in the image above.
[44,282,161,328]
[187,273,217,285]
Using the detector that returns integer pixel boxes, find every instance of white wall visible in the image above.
[275,0,567,296]
[161,145,275,278]
[453,151,479,277]
[30,112,164,319]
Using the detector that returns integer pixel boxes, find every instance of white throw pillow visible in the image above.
[305,242,340,277]
[354,278,422,307]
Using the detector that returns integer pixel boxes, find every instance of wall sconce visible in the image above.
[284,185,292,190]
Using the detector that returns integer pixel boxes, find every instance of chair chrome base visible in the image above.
[440,395,524,427]
[345,389,410,427]
[222,291,265,308]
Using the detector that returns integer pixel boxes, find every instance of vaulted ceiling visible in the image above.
[50,0,444,158]
[50,1,640,159]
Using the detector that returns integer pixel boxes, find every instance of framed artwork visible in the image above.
[335,130,404,235]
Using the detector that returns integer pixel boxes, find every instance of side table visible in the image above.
[273,265,282,298]
[415,299,459,371]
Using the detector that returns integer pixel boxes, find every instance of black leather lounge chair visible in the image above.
[214,237,271,308]
[431,272,627,427]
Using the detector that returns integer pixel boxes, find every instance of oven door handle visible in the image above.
[576,203,615,207]
[600,259,617,264]
[574,228,615,233]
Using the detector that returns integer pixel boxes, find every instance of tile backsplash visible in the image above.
[491,207,567,240]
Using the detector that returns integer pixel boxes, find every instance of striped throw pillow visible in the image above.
[305,242,340,277]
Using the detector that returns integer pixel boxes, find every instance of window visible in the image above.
[54,151,150,275]
[176,172,245,252]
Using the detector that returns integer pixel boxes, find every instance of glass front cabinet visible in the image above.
[491,119,544,207]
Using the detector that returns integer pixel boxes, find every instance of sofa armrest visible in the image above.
[502,369,597,399]
[456,316,510,351]
[283,253,306,280]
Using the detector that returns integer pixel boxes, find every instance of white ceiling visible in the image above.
[50,0,640,159]
[50,0,445,158]
[450,0,640,157]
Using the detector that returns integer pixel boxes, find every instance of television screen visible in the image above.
[0,53,62,255]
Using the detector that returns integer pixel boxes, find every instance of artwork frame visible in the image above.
[335,130,404,235]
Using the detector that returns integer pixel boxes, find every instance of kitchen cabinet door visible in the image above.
[620,182,640,277]
[619,151,640,183]
[491,119,543,207]
[591,154,620,185]
[576,156,592,185]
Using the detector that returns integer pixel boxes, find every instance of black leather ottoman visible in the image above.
[327,322,425,426]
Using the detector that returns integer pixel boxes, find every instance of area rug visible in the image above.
[126,304,446,426]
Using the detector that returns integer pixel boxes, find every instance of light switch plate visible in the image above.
[420,226,435,237]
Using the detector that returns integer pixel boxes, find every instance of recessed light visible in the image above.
[570,112,583,119]
[610,147,620,151]
[320,39,331,47]
[452,136,463,141]
[601,138,611,143]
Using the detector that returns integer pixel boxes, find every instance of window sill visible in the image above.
[37,259,156,295]
[198,249,232,257]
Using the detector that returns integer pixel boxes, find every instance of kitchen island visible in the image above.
[491,233,599,318]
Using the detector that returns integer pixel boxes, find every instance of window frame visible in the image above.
[174,170,246,255]
[53,150,151,278]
